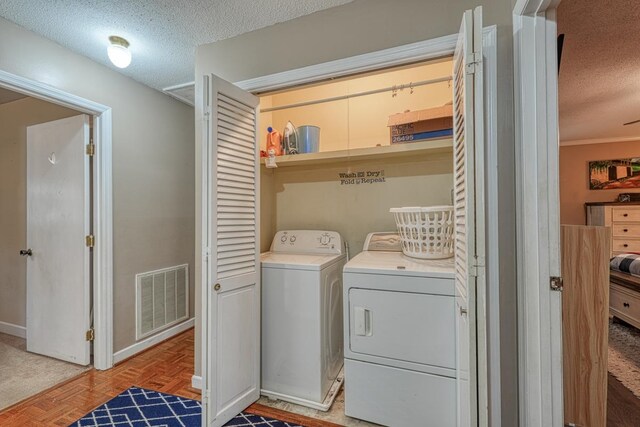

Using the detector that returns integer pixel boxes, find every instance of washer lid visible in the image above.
[344,251,454,278]
[261,252,345,271]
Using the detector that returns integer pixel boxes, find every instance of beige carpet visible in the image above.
[609,320,640,399]
[0,332,91,411]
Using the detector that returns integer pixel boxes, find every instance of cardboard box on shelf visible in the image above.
[388,104,453,144]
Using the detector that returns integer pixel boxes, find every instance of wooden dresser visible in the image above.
[586,202,640,332]
[610,271,640,330]
[586,202,640,257]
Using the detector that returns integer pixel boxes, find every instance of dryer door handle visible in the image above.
[354,306,372,336]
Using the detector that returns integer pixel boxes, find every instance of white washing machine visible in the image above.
[261,230,346,411]
[343,232,456,427]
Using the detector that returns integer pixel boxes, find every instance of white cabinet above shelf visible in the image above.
[260,137,453,168]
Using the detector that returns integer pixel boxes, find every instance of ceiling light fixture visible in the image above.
[107,35,131,68]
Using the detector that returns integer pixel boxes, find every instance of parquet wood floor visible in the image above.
[0,328,341,427]
[3,326,638,426]
[0,328,200,426]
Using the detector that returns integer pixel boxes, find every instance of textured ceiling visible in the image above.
[0,0,352,91]
[0,87,27,105]
[558,0,640,143]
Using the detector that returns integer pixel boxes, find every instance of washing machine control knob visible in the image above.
[290,235,297,243]
[319,233,332,246]
[280,235,288,243]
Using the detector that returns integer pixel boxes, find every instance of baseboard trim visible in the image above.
[113,318,194,364]
[192,375,202,390]
[0,321,26,338]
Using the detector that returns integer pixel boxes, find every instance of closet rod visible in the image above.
[260,75,452,113]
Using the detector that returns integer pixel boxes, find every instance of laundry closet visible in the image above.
[199,7,491,427]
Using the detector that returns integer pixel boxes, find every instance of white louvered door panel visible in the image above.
[453,7,487,427]
[203,75,260,427]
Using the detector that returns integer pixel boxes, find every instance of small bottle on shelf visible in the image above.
[266,127,283,156]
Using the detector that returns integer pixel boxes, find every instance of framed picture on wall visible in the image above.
[589,158,640,190]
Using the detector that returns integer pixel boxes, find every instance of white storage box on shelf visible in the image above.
[390,206,454,259]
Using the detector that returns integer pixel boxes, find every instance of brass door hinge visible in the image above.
[86,142,95,156]
[85,328,95,341]
[550,276,564,292]
[85,235,95,248]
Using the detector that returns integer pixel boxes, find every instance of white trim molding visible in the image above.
[113,318,195,364]
[0,69,114,371]
[513,1,563,426]
[0,321,27,339]
[191,375,202,390]
[234,33,458,93]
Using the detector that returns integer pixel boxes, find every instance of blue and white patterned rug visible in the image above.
[70,387,303,427]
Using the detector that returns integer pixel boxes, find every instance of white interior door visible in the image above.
[202,74,260,427]
[26,114,91,366]
[453,7,487,427]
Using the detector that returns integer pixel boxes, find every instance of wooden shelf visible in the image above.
[260,137,453,168]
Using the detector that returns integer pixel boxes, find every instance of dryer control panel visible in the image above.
[270,230,343,255]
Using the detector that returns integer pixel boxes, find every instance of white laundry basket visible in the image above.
[390,206,454,259]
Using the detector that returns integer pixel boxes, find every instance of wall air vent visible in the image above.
[136,264,189,340]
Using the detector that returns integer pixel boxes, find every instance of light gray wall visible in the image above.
[195,1,517,425]
[0,16,195,353]
[0,97,80,328]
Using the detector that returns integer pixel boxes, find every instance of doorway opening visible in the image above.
[0,69,114,410]
[199,8,497,426]
[556,0,640,425]
[0,87,95,410]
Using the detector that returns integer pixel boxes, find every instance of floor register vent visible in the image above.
[136,264,189,340]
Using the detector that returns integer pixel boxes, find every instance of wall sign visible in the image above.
[339,170,386,185]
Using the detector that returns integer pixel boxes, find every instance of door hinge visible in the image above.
[85,328,95,341]
[85,235,95,248]
[469,266,478,278]
[550,276,564,292]
[203,107,211,122]
[86,142,95,157]
[466,52,482,74]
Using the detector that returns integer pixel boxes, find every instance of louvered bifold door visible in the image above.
[453,7,487,427]
[204,75,260,427]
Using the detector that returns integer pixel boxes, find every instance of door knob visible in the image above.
[19,249,32,257]
[214,283,221,291]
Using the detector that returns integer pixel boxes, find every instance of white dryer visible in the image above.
[261,230,346,411]
[343,232,456,427]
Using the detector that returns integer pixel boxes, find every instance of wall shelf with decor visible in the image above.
[260,137,452,168]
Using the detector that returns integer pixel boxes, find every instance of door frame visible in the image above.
[0,69,114,371]
[512,0,563,426]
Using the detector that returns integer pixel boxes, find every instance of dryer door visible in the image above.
[348,288,455,369]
